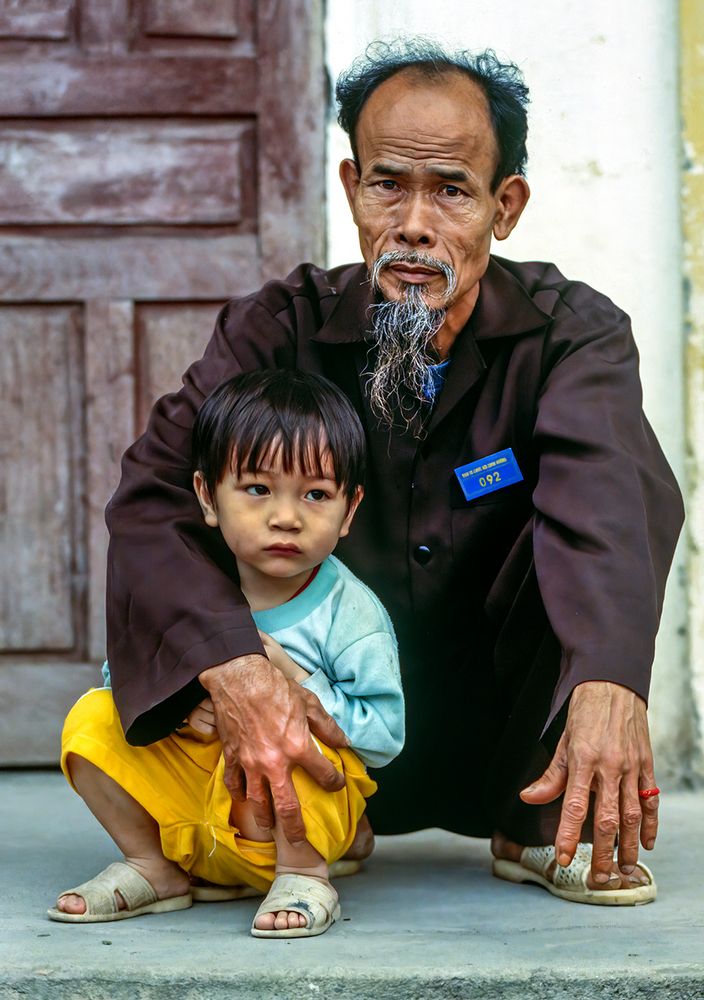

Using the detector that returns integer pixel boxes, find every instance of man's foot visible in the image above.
[56,858,190,915]
[491,832,651,891]
[342,813,375,861]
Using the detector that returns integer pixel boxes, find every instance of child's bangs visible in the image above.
[230,410,335,483]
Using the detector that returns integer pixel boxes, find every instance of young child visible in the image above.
[49,370,404,938]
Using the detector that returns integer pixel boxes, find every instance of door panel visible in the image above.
[0,0,325,764]
[0,305,83,651]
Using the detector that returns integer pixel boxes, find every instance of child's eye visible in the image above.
[305,489,328,502]
[245,484,269,496]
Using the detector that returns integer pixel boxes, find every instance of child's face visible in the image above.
[194,446,362,585]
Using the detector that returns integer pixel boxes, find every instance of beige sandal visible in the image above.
[250,873,341,938]
[47,861,193,923]
[492,842,656,905]
[191,881,263,902]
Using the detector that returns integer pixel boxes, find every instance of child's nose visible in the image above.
[269,500,302,530]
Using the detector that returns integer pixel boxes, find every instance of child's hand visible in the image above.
[258,630,310,683]
[182,697,217,737]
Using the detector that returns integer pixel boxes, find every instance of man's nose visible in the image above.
[394,193,436,248]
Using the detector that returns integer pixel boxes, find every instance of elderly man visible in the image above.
[103,40,682,905]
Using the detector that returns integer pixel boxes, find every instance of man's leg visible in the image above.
[489,631,650,894]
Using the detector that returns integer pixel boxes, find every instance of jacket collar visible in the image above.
[309,255,551,346]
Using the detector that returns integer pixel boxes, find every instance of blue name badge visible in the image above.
[454,448,523,502]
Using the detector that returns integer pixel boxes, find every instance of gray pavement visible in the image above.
[1,771,703,999]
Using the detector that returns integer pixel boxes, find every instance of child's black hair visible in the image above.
[192,370,366,504]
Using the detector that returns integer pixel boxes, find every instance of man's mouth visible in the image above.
[388,263,440,283]
[265,544,302,556]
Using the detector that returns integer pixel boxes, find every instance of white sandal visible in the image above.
[47,861,193,923]
[250,873,341,938]
[492,842,656,905]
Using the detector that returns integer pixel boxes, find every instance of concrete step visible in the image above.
[1,772,703,999]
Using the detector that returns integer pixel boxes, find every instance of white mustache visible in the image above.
[370,251,457,301]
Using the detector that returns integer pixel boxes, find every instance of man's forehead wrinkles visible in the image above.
[370,131,478,154]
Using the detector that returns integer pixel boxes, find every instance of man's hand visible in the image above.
[199,654,349,845]
[520,680,659,884]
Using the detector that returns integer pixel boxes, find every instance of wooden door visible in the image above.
[0,0,325,764]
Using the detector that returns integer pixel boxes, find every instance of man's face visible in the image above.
[340,69,528,332]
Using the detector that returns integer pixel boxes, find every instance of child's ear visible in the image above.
[193,471,219,528]
[339,485,364,539]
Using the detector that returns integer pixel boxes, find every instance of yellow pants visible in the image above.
[61,688,377,893]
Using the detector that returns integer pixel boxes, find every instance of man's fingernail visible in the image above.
[645,839,655,850]
[292,840,307,848]
[594,872,610,884]
[524,783,536,793]
[621,864,635,874]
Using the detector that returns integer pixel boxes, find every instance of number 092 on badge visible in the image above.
[454,448,523,502]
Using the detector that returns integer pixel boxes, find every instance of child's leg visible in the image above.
[229,797,335,931]
[56,754,190,915]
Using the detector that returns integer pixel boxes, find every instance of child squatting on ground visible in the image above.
[48,370,405,938]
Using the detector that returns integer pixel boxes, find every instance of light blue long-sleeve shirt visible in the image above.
[252,556,404,769]
[103,555,404,769]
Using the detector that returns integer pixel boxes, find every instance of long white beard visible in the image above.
[366,251,457,435]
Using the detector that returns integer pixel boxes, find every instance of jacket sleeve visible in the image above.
[531,285,684,730]
[106,294,295,745]
[300,630,405,769]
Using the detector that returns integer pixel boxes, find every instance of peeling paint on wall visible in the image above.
[682,0,704,781]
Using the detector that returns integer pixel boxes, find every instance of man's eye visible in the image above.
[245,484,269,496]
[305,489,328,501]
[379,180,398,190]
[442,184,463,197]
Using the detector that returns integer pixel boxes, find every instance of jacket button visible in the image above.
[414,545,431,565]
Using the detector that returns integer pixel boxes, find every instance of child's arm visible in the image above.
[258,630,310,684]
[180,697,217,738]
[299,629,404,769]
[259,626,404,769]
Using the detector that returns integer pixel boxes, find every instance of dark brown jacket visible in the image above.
[105,257,683,833]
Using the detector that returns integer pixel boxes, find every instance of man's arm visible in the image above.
[521,285,683,877]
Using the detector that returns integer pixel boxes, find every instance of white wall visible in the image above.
[326,1,692,778]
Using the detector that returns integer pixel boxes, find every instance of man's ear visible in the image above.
[339,485,364,539]
[193,471,219,528]
[492,175,530,241]
[339,158,361,217]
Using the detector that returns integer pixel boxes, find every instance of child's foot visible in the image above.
[56,858,190,915]
[253,873,337,931]
[251,870,341,937]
